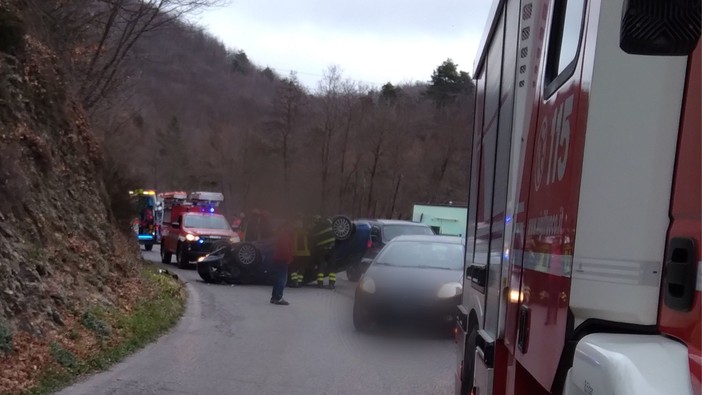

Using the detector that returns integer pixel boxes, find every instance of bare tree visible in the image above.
[316,65,343,214]
[270,71,305,196]
[48,0,222,110]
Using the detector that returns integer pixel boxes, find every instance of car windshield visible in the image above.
[376,240,464,270]
[383,225,434,241]
[183,214,230,230]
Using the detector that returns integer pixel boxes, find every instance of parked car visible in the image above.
[352,235,464,333]
[345,219,435,281]
[196,215,369,284]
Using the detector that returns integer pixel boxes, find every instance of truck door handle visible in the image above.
[664,237,698,312]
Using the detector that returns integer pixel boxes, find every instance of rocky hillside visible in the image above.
[0,1,144,391]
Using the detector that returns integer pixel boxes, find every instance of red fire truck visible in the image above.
[159,191,240,269]
[455,1,700,394]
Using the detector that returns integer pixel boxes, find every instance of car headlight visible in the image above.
[185,233,199,241]
[230,235,240,243]
[359,277,376,294]
[197,256,206,262]
[437,282,462,298]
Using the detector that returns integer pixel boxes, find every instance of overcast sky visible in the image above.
[190,1,492,89]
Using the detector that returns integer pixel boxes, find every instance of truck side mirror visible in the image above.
[620,0,701,56]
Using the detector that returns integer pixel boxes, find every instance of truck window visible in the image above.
[183,215,230,230]
[545,0,587,96]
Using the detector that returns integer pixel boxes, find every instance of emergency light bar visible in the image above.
[188,192,224,209]
[129,189,156,196]
[188,191,224,203]
[160,191,188,200]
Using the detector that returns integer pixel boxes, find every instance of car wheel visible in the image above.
[161,245,172,264]
[233,242,261,267]
[331,215,354,241]
[177,245,190,269]
[346,268,361,282]
[353,301,371,332]
[144,243,153,252]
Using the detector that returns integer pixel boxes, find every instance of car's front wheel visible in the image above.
[161,245,172,264]
[346,267,361,282]
[353,301,371,332]
[177,245,190,269]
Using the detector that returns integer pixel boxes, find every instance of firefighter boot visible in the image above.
[329,280,336,290]
[328,273,336,289]
[317,272,324,288]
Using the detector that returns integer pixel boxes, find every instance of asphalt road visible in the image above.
[56,246,455,395]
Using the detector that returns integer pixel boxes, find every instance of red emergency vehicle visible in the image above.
[159,191,240,268]
[455,1,700,394]
[129,189,160,251]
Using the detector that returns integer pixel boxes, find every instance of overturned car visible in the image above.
[196,216,372,285]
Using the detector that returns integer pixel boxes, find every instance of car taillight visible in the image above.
[367,239,372,248]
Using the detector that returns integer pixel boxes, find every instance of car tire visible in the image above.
[353,301,371,332]
[177,244,190,269]
[346,268,361,282]
[331,215,354,241]
[233,242,261,267]
[161,246,172,264]
[144,243,153,252]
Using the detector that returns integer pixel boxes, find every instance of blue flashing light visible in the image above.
[198,239,204,244]
[506,216,512,223]
[138,235,154,240]
[209,207,215,213]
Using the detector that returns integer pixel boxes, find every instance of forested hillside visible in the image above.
[93,19,476,218]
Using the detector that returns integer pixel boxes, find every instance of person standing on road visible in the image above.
[311,215,336,289]
[289,216,309,288]
[271,219,295,305]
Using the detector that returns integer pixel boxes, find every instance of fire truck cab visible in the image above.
[160,191,239,268]
[455,1,700,395]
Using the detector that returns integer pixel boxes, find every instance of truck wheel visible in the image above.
[461,325,478,394]
[177,245,190,269]
[161,246,172,264]
[144,243,153,252]
[233,242,261,267]
[331,216,354,241]
[353,301,371,332]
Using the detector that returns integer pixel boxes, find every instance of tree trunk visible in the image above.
[389,174,402,219]
[366,137,382,214]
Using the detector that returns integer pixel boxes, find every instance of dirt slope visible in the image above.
[0,1,145,391]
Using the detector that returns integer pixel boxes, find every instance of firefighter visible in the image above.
[311,215,336,289]
[289,217,309,288]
